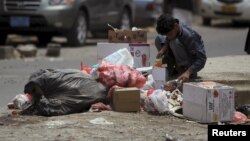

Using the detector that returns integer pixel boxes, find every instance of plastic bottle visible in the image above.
[154,58,162,67]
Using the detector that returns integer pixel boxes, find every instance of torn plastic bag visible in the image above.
[22,69,107,116]
[143,89,169,114]
[93,61,146,89]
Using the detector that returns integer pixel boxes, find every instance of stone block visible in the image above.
[16,44,37,57]
[46,43,61,57]
[0,46,15,59]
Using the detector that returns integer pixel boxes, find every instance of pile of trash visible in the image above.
[6,48,147,116]
[6,48,250,125]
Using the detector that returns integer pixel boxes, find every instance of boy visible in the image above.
[155,14,207,82]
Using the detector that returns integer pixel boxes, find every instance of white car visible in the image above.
[198,0,250,25]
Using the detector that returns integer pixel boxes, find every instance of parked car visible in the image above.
[198,0,250,26]
[133,0,163,27]
[0,0,134,46]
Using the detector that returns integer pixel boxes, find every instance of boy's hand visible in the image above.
[156,51,163,58]
[178,70,192,82]
[157,45,168,58]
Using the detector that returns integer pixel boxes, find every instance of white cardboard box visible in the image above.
[97,42,150,68]
[183,82,235,123]
[152,67,167,89]
[129,43,150,68]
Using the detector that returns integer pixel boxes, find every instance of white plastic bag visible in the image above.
[12,93,33,110]
[143,89,169,113]
[102,48,134,67]
[142,74,156,90]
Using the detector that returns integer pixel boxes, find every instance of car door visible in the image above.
[87,0,118,30]
[104,0,123,24]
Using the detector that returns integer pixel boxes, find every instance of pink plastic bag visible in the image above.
[232,111,248,124]
[97,61,146,88]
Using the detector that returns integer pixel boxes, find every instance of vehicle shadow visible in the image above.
[206,20,249,29]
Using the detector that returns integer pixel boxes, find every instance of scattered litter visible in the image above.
[89,117,113,125]
[89,102,111,112]
[45,120,66,128]
[165,133,183,141]
[165,133,174,141]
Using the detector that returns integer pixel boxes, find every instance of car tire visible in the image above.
[66,11,87,47]
[202,17,211,26]
[119,9,132,30]
[0,33,7,45]
[37,34,52,47]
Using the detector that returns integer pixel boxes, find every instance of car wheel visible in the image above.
[37,34,52,47]
[0,33,7,45]
[202,17,211,26]
[66,11,87,47]
[119,9,132,30]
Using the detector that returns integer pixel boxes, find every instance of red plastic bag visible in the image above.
[80,61,91,74]
[97,61,146,88]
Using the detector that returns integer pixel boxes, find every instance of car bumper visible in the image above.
[199,0,250,21]
[0,4,77,33]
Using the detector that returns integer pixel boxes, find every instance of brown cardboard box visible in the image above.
[108,30,147,43]
[111,87,140,112]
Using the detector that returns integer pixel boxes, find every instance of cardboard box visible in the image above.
[111,87,140,112]
[108,30,147,43]
[97,42,150,68]
[152,67,167,89]
[129,43,150,68]
[183,82,235,123]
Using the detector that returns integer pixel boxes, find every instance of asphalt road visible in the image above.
[0,19,249,109]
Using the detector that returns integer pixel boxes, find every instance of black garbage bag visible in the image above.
[22,69,108,116]
[236,104,250,118]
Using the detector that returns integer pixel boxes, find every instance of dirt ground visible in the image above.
[0,109,208,141]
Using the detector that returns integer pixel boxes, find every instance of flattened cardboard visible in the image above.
[108,30,147,43]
